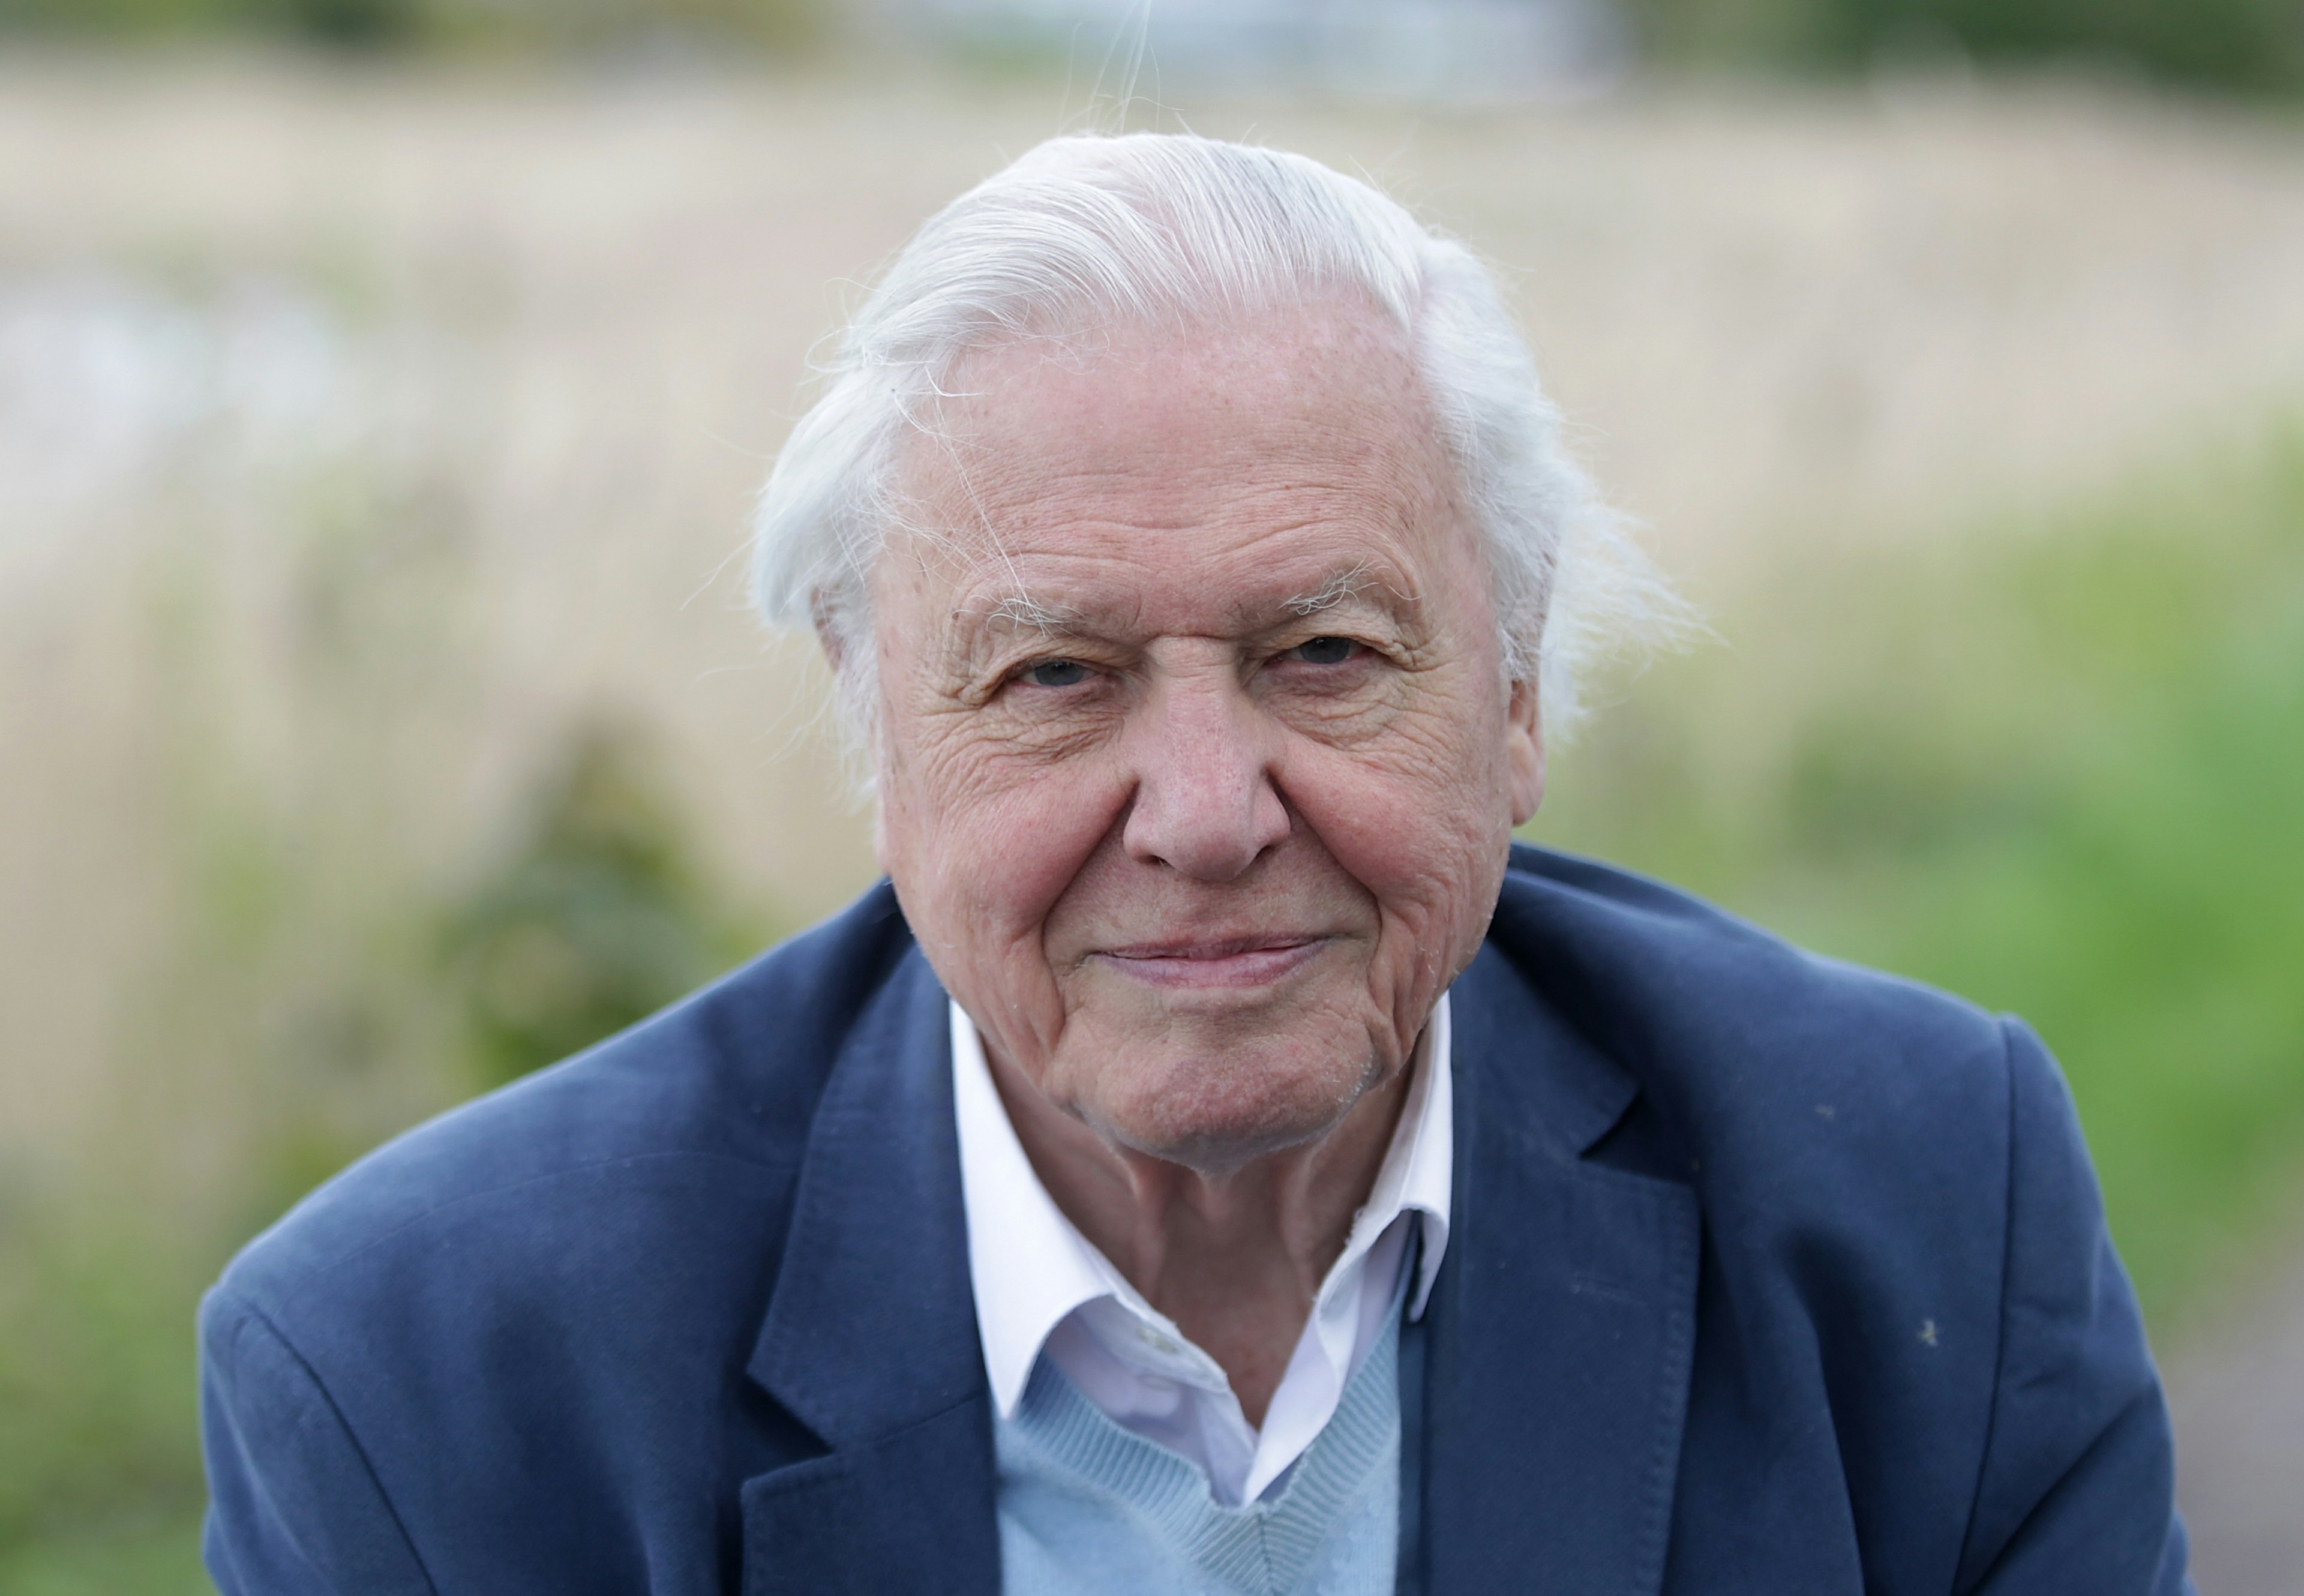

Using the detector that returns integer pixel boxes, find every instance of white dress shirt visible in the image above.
[952,993,1453,1507]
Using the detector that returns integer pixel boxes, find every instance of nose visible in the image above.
[1120,667,1290,881]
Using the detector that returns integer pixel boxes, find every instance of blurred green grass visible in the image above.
[0,1210,213,1594]
[2,413,2299,1589]
[0,1519,208,1596]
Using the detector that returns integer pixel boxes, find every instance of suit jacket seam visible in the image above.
[224,1290,445,1596]
[1951,1016,2023,1595]
[1625,1165,1699,1592]
[1960,1384,2172,1588]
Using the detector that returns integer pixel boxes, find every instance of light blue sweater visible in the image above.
[992,1298,1408,1595]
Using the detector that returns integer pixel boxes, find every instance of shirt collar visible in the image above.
[952,991,1455,1420]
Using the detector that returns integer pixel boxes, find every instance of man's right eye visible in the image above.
[1021,659,1091,688]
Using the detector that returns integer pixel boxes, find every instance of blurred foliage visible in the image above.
[0,0,826,54]
[441,718,769,1091]
[0,712,770,1593]
[2,0,2296,94]
[1622,0,2304,93]
[1537,413,2304,1321]
[0,1204,213,1594]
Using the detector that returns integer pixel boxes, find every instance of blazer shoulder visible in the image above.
[1495,844,2018,1201]
[215,880,918,1313]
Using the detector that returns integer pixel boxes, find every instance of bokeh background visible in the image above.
[2,0,2301,1589]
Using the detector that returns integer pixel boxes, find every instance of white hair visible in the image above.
[751,131,1683,760]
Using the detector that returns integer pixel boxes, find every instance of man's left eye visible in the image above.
[1289,637,1360,665]
[1020,659,1091,688]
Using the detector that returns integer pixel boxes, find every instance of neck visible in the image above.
[984,1036,1420,1429]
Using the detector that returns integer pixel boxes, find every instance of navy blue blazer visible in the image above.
[199,845,2190,1594]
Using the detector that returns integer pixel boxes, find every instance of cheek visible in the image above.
[1292,698,1510,893]
[884,724,1132,949]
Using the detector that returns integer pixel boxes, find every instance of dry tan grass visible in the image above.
[6,53,2304,1180]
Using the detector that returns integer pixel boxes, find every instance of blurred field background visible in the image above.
[2,0,2303,1587]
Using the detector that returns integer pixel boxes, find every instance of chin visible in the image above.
[1079,1039,1377,1174]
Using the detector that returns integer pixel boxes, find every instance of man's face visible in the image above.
[865,299,1544,1171]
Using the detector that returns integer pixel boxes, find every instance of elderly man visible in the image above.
[199,135,2189,1595]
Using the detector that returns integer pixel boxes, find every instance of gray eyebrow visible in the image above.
[965,565,1412,644]
[1281,564,1413,620]
[982,593,1087,633]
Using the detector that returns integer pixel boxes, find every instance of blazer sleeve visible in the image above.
[1952,1019,2192,1596]
[199,1287,438,1596]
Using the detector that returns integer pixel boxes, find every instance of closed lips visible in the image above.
[1093,938,1325,986]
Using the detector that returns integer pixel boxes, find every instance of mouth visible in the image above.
[1090,935,1327,991]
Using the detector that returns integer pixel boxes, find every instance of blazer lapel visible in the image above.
[1417,943,1702,1596]
[739,949,1001,1596]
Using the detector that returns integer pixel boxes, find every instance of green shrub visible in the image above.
[0,0,825,53]
[440,718,771,1091]
[1621,0,2304,94]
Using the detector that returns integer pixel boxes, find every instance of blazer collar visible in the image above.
[1415,940,1702,1596]
[740,946,1002,1596]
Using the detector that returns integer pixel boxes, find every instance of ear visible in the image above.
[809,590,845,673]
[1505,676,1546,828]
[812,593,896,867]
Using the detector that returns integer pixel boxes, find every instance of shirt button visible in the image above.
[1136,1325,1178,1354]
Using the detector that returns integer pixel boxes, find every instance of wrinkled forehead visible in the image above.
[877,296,1472,615]
[917,287,1425,444]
